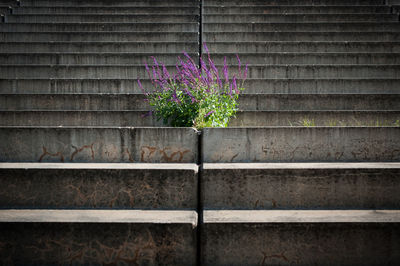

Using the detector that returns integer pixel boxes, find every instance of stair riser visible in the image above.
[204,23,400,32]
[203,14,398,23]
[14,6,199,14]
[0,32,198,42]
[0,65,397,79]
[0,7,10,15]
[202,127,400,162]
[1,111,398,127]
[0,65,180,79]
[21,0,198,7]
[0,79,152,93]
[0,23,199,32]
[232,111,400,127]
[242,79,400,93]
[0,127,198,163]
[2,94,399,111]
[205,0,389,5]
[6,15,199,23]
[202,168,400,209]
[0,168,197,209]
[0,223,196,265]
[204,32,400,42]
[0,53,197,65]
[204,6,391,14]
[205,42,400,53]
[202,223,400,265]
[1,79,399,94]
[209,53,400,65]
[0,42,198,53]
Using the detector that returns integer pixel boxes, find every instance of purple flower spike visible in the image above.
[233,75,238,94]
[236,54,242,79]
[162,63,170,79]
[137,79,146,94]
[203,42,209,55]
[204,110,215,118]
[144,62,153,83]
[223,56,229,84]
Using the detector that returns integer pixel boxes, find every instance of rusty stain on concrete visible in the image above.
[70,143,95,161]
[38,146,64,162]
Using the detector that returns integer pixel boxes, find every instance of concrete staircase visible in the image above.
[1,0,400,265]
[201,0,400,265]
[0,0,199,264]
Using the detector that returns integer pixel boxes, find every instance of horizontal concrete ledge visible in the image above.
[203,162,400,170]
[0,209,198,226]
[204,210,400,223]
[0,162,198,171]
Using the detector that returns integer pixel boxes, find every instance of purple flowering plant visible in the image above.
[138,43,248,129]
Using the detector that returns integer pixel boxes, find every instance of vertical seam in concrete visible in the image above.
[197,2,203,265]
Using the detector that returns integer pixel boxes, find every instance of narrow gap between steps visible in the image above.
[196,1,203,265]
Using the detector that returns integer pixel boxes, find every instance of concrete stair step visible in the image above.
[202,210,400,265]
[205,41,400,53]
[204,22,400,32]
[201,127,400,162]
[232,110,400,127]
[242,78,400,93]
[2,64,398,79]
[210,52,400,65]
[2,78,400,94]
[0,110,162,127]
[204,31,400,42]
[0,127,198,163]
[13,6,199,14]
[204,0,387,6]
[21,0,198,7]
[0,41,198,53]
[204,5,391,14]
[1,110,399,127]
[238,94,400,111]
[0,52,198,65]
[202,163,400,210]
[0,209,197,265]
[2,93,399,111]
[0,31,198,42]
[3,52,398,65]
[0,0,16,5]
[203,14,398,23]
[0,22,199,32]
[0,163,198,209]
[0,64,178,79]
[6,14,199,23]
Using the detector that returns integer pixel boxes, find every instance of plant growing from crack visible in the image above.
[137,43,248,130]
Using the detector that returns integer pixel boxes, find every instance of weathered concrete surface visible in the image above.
[202,163,400,210]
[13,6,199,14]
[204,32,400,42]
[0,163,198,209]
[21,0,198,7]
[0,22,199,32]
[0,127,198,163]
[204,6,391,14]
[0,209,197,225]
[205,23,400,32]
[7,14,199,23]
[205,0,389,5]
[202,212,400,265]
[0,78,154,93]
[211,52,400,65]
[204,14,398,23]
[230,110,400,127]
[0,214,197,265]
[1,78,399,94]
[206,42,400,53]
[2,93,400,111]
[0,32,198,42]
[0,41,198,53]
[202,127,400,163]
